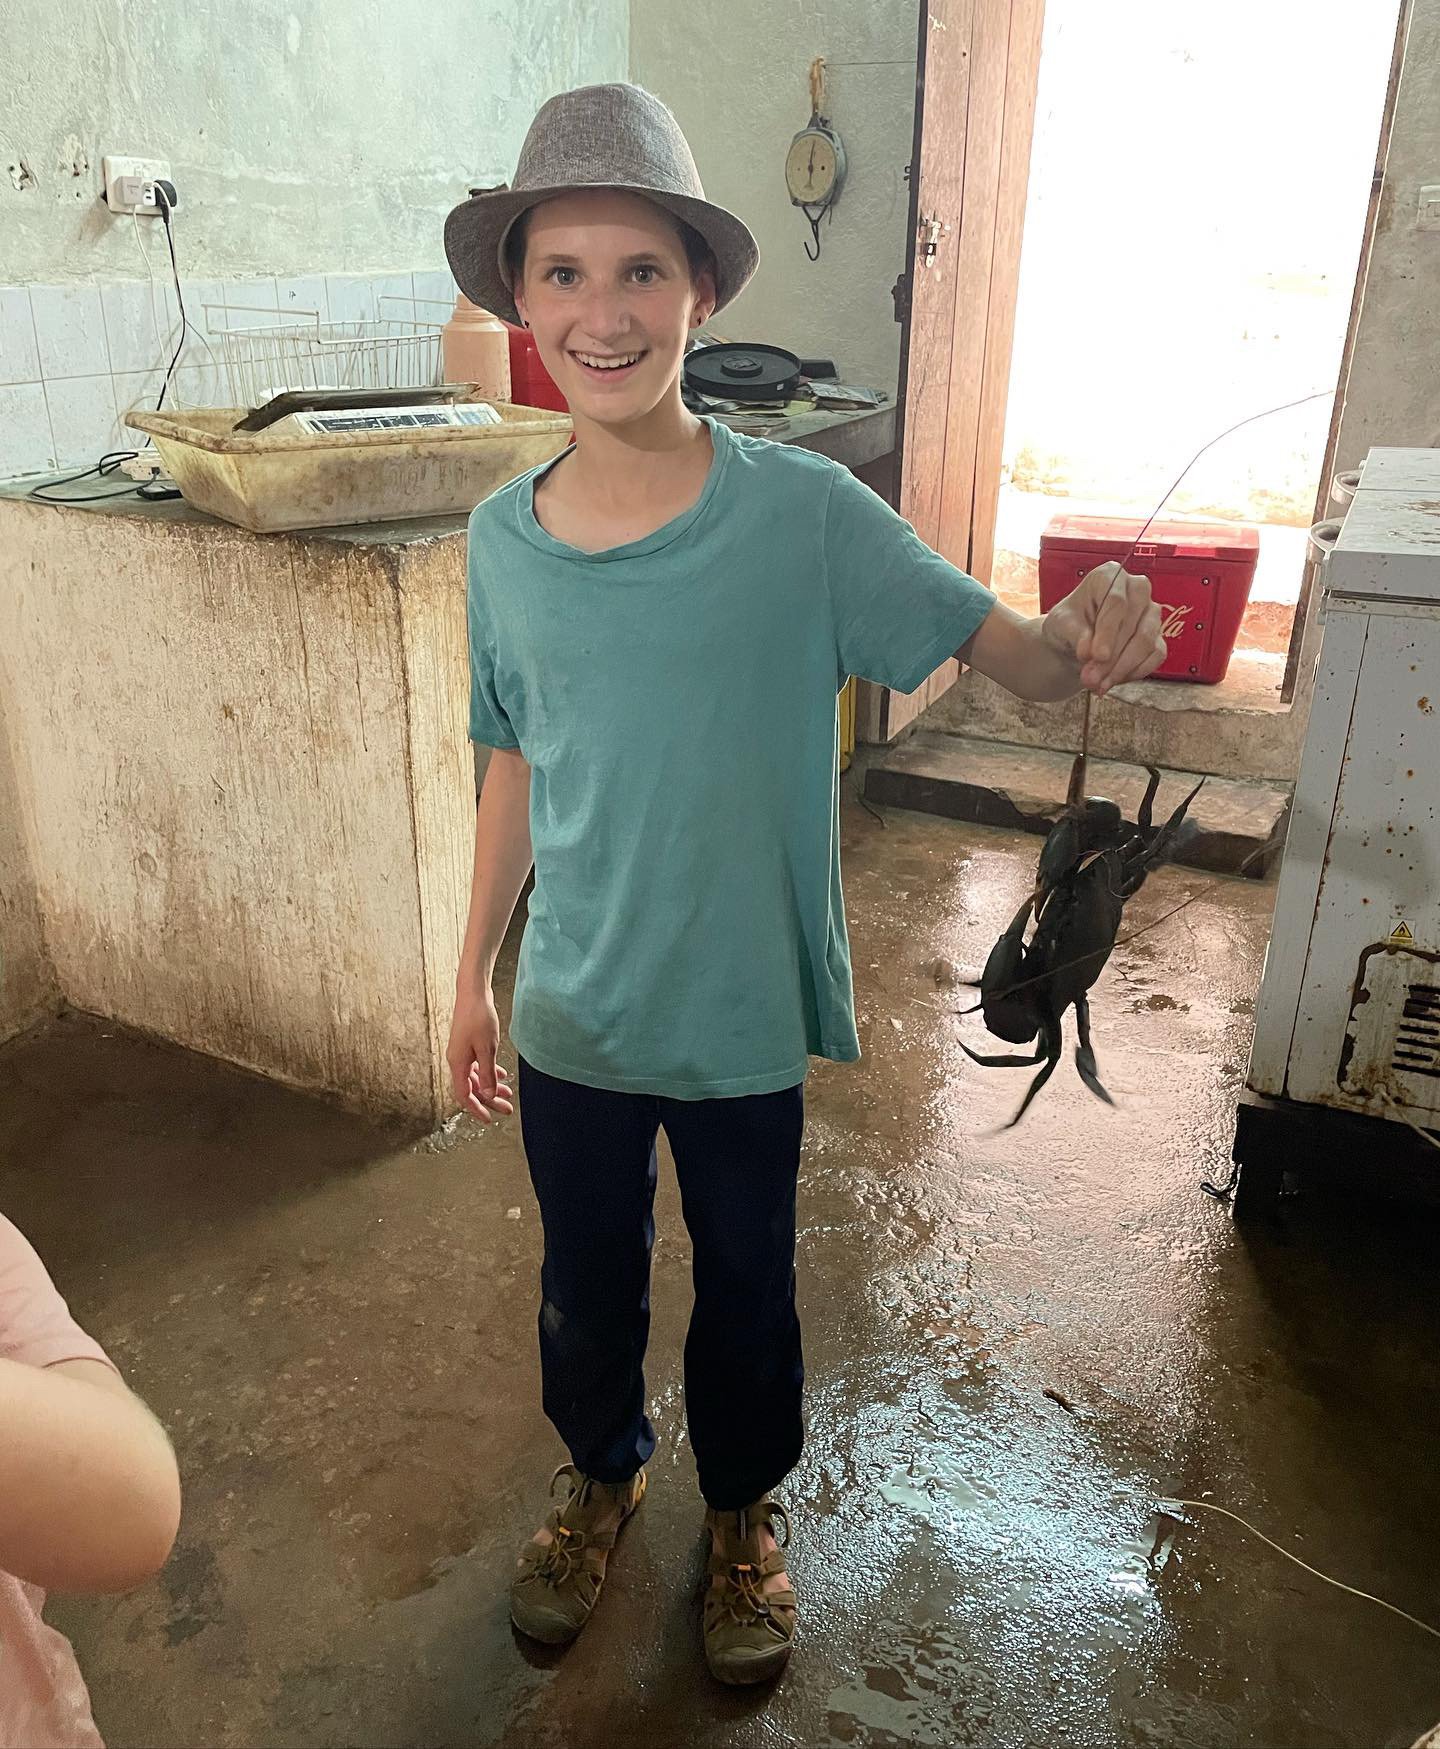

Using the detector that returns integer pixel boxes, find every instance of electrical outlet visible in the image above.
[1419,186,1440,231]
[102,155,171,216]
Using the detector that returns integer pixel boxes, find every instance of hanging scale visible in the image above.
[785,56,847,261]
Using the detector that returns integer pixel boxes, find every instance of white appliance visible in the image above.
[1232,446,1440,1212]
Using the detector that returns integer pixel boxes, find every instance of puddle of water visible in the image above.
[877,1455,997,1523]
[828,1677,955,1747]
[1107,1511,1179,1604]
[828,1625,994,1748]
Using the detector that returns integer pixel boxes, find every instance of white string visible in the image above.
[130,212,163,331]
[128,214,177,407]
[1111,389,1334,578]
[1168,1500,1440,1642]
[1066,388,1334,778]
[1377,1089,1440,1153]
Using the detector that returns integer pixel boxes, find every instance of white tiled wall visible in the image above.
[0,267,459,480]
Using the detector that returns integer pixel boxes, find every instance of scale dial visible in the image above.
[786,127,844,207]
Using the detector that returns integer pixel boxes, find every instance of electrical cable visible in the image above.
[1377,1088,1440,1153]
[30,182,190,504]
[26,451,146,504]
[152,182,191,414]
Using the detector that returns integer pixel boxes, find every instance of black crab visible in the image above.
[960,758,1205,1127]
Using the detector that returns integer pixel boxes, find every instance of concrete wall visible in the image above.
[1280,0,1440,734]
[0,697,58,1046]
[1000,0,1400,526]
[0,0,628,286]
[629,2,915,396]
[0,0,627,479]
[1330,0,1440,464]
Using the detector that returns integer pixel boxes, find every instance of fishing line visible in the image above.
[964,388,1334,1009]
[1072,388,1332,791]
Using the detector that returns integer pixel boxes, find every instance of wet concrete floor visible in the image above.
[5,802,1440,1749]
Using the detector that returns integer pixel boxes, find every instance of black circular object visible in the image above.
[684,341,802,403]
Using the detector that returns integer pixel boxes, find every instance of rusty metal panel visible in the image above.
[1246,609,1368,1095]
[1284,604,1439,1120]
[1338,945,1440,1106]
[1247,446,1440,1128]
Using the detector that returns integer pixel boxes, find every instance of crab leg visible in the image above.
[1121,777,1207,893]
[1001,1014,1064,1129]
[961,1042,1048,1069]
[1073,995,1115,1107]
[1136,766,1162,832]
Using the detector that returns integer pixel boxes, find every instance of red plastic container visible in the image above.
[1038,514,1260,684]
[504,321,567,413]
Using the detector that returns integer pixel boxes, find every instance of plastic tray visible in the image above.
[124,399,572,533]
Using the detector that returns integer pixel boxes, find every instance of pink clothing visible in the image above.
[0,1214,117,1749]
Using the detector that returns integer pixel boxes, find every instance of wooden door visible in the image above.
[857,0,1046,744]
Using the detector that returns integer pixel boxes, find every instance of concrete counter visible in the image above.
[0,404,893,1120]
[0,487,473,1120]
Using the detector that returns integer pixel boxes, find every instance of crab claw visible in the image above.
[1151,777,1206,858]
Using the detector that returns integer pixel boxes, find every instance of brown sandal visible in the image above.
[703,1498,797,1685]
[510,1463,647,1646]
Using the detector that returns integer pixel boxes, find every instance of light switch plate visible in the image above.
[1417,185,1440,231]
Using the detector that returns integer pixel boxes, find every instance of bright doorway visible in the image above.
[992,0,1402,705]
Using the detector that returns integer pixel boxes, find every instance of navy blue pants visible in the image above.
[518,1057,805,1511]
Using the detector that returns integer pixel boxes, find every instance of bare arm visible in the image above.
[0,1356,181,1594]
[460,747,535,983]
[446,746,534,1121]
[960,600,1085,703]
[960,562,1166,702]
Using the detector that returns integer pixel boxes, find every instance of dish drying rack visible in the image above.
[204,297,444,406]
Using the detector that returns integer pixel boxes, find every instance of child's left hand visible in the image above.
[1041,561,1167,696]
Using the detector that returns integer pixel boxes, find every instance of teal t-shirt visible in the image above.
[466,416,994,1099]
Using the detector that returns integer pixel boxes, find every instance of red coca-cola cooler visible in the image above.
[504,321,568,413]
[1038,514,1260,684]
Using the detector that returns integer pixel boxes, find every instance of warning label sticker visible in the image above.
[1389,920,1416,947]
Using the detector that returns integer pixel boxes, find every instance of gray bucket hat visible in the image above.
[444,83,759,328]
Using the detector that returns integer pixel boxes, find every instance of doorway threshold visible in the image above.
[860,731,1288,878]
[1112,648,1289,717]
[919,646,1304,786]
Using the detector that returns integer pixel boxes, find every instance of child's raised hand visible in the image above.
[1042,560,1167,695]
